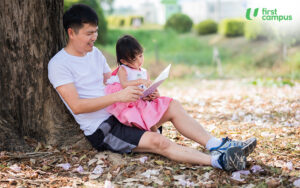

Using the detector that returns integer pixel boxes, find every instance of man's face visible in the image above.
[69,23,98,56]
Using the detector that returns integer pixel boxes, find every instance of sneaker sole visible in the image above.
[226,147,246,171]
[242,138,257,157]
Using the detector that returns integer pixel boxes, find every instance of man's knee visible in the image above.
[151,135,171,151]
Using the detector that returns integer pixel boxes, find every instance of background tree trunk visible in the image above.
[0,0,90,151]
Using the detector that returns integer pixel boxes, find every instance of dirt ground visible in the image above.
[1,79,299,187]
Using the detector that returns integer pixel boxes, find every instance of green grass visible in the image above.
[97,28,300,80]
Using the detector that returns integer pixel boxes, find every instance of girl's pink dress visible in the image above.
[105,65,172,131]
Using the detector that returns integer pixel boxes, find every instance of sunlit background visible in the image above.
[65,0,300,85]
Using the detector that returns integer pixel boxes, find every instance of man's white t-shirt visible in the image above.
[48,47,111,136]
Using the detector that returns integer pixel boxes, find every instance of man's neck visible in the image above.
[64,43,87,57]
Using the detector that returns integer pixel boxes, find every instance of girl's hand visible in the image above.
[149,89,160,100]
[138,79,152,88]
[142,89,160,101]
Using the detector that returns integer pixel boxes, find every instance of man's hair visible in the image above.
[63,4,98,34]
[116,35,143,65]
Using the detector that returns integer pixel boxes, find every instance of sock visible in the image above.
[206,137,222,150]
[211,154,222,169]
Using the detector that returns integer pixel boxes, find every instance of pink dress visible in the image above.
[105,65,172,131]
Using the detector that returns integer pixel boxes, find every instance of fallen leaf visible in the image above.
[155,160,164,165]
[56,163,71,170]
[141,169,160,178]
[294,178,300,187]
[88,158,97,166]
[92,165,103,175]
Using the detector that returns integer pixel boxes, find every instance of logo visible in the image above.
[246,8,259,20]
[246,8,292,22]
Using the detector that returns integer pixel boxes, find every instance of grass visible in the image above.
[96,28,300,80]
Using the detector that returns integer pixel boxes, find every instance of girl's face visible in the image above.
[122,53,144,69]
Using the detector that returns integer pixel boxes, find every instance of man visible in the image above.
[48,4,256,171]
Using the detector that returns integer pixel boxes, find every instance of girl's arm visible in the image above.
[103,72,111,85]
[142,72,160,101]
[118,66,150,89]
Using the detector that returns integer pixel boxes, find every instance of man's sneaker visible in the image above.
[217,146,246,171]
[210,137,257,157]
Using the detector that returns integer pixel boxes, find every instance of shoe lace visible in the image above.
[217,152,226,170]
[209,137,230,153]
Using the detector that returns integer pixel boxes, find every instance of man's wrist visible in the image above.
[111,91,121,103]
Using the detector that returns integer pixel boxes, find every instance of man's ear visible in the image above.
[67,28,75,39]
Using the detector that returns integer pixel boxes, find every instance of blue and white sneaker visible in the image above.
[218,146,246,171]
[210,137,257,156]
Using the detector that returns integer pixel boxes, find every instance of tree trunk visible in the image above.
[0,0,90,151]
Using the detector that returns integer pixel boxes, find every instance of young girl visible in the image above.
[105,35,172,132]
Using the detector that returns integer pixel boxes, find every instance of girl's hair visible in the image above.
[116,35,143,65]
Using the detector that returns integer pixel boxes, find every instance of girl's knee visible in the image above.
[166,99,183,117]
[170,99,181,108]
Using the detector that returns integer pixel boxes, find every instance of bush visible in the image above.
[64,0,108,44]
[164,13,193,33]
[195,19,217,35]
[219,18,245,37]
[244,21,266,40]
[107,16,125,27]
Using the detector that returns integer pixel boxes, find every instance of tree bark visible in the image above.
[0,0,90,151]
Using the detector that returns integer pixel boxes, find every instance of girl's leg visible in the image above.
[150,126,158,132]
[154,99,212,146]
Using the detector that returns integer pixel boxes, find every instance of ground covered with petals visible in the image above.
[1,80,299,187]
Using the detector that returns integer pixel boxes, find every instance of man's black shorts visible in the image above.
[86,116,146,154]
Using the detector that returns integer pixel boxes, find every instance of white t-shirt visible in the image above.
[48,47,111,136]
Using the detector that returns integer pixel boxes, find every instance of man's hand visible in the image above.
[115,86,143,102]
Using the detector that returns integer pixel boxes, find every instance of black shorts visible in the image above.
[86,116,146,154]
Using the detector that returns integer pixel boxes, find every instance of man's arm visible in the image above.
[56,83,143,114]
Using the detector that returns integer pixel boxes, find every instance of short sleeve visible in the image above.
[48,60,74,88]
[95,47,111,73]
[103,60,111,73]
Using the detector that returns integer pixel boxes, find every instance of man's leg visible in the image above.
[134,131,246,171]
[134,131,211,165]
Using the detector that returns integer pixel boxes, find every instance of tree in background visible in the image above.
[65,0,108,44]
[101,0,115,15]
[0,0,89,151]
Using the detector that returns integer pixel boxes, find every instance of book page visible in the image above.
[141,64,171,98]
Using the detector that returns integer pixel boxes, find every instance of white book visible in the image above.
[141,64,171,98]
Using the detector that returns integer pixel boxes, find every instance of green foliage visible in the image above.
[251,78,295,87]
[244,21,263,40]
[99,29,300,79]
[195,19,218,35]
[219,18,245,37]
[64,0,108,44]
[102,29,213,66]
[164,13,193,33]
[244,21,273,41]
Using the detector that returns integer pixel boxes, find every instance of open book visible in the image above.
[141,64,171,98]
